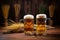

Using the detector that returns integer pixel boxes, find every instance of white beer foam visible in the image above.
[36,14,47,18]
[24,14,34,19]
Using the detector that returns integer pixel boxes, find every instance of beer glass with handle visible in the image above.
[24,14,34,35]
[36,14,47,35]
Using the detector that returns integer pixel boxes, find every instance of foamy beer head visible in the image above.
[24,14,34,22]
[36,14,47,19]
[36,14,47,18]
[36,14,47,25]
[24,14,34,19]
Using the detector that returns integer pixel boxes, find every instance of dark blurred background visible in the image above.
[0,0,60,27]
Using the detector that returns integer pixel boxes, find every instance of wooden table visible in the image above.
[0,27,60,40]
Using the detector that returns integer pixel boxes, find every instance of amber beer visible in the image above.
[36,14,47,35]
[24,14,34,34]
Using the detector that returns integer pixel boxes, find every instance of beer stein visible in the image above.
[36,14,47,35]
[24,14,34,35]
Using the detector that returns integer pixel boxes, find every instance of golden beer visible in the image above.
[24,14,34,35]
[36,14,47,35]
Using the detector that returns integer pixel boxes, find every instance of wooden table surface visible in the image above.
[0,27,60,40]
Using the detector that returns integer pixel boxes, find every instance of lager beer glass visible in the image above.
[36,14,47,35]
[24,14,34,35]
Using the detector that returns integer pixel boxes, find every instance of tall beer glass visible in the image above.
[36,14,47,35]
[24,14,34,35]
[14,4,21,23]
[49,4,55,26]
[2,5,10,26]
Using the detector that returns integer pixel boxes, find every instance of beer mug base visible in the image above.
[36,32,47,36]
[24,31,34,36]
[36,28,47,36]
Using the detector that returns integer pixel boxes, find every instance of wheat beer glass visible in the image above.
[2,5,10,26]
[24,14,34,35]
[14,4,21,23]
[36,14,47,35]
